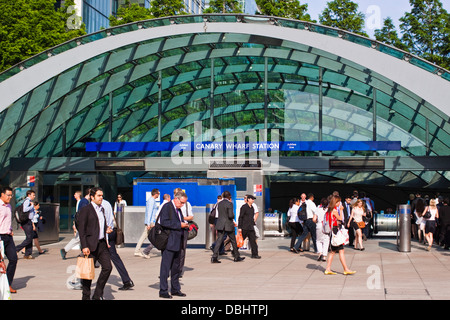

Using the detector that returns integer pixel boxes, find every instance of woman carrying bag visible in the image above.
[348,199,366,251]
[324,195,356,276]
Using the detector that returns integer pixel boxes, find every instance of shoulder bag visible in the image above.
[148,205,172,251]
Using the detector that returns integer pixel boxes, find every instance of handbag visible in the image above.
[148,207,172,251]
[322,212,331,234]
[112,213,124,245]
[331,226,349,247]
[423,210,431,219]
[357,221,366,229]
[187,221,199,240]
[236,231,244,248]
[76,255,95,280]
[208,205,217,224]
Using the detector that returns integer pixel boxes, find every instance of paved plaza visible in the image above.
[6,232,450,301]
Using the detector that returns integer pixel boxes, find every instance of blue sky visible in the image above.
[303,0,450,39]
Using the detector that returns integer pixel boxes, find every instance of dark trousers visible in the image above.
[288,222,302,249]
[108,229,131,285]
[0,234,18,286]
[81,239,112,300]
[212,230,239,259]
[295,219,317,252]
[159,249,181,295]
[242,229,258,257]
[179,230,188,275]
[15,220,33,256]
[440,223,450,248]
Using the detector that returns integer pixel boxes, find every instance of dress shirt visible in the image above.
[101,200,115,229]
[0,199,12,235]
[23,197,35,220]
[180,201,193,222]
[145,197,158,225]
[305,199,317,219]
[92,203,106,240]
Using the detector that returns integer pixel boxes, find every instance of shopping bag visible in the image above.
[0,273,11,300]
[75,255,95,280]
[236,231,244,248]
[331,226,349,247]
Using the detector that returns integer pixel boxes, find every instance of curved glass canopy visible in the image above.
[0,14,449,188]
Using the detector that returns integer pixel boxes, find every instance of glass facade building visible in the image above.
[1,15,450,229]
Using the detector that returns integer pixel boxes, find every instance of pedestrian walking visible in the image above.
[60,190,83,260]
[103,199,134,291]
[348,199,366,251]
[438,198,450,249]
[0,187,18,293]
[77,187,113,300]
[287,198,302,253]
[238,195,260,259]
[315,198,329,262]
[294,193,318,253]
[324,195,356,276]
[15,190,36,259]
[211,191,244,263]
[135,188,160,258]
[424,199,439,251]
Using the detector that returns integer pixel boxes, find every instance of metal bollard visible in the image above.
[205,204,216,250]
[397,204,411,252]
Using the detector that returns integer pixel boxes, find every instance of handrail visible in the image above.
[1,13,449,83]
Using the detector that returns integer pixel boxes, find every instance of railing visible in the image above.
[1,14,449,83]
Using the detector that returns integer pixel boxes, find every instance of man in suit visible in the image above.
[77,187,113,300]
[158,190,189,299]
[238,195,260,259]
[343,195,355,247]
[211,191,245,263]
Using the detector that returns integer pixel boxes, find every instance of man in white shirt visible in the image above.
[294,193,318,253]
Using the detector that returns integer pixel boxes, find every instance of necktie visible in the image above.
[177,208,183,222]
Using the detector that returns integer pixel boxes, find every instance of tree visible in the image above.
[255,0,315,22]
[203,0,243,14]
[0,0,86,72]
[109,1,153,26]
[149,0,187,18]
[374,17,409,51]
[399,0,450,68]
[319,0,367,37]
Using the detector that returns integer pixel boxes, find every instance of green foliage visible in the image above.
[149,0,187,18]
[203,0,243,14]
[109,1,153,26]
[255,0,315,22]
[374,17,409,51]
[0,0,85,72]
[319,0,367,37]
[399,0,450,68]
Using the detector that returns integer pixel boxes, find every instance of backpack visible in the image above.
[208,204,217,224]
[297,201,307,221]
[14,202,29,224]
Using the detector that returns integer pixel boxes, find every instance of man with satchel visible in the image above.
[77,187,113,300]
[158,190,189,299]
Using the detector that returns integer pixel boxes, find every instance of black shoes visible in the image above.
[251,255,261,259]
[211,257,221,263]
[118,280,134,291]
[159,291,186,298]
[171,291,186,297]
[234,256,245,262]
